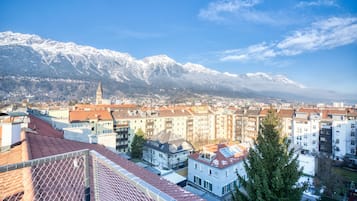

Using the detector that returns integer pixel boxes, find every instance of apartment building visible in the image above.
[347,110,357,157]
[212,107,234,142]
[190,106,215,144]
[188,143,247,199]
[319,121,333,154]
[292,111,320,154]
[233,108,260,145]
[111,112,130,153]
[331,114,348,160]
[143,131,194,169]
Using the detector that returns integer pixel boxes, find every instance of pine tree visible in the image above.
[130,128,145,159]
[233,109,306,201]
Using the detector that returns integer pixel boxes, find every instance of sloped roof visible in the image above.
[28,115,63,138]
[278,109,294,118]
[189,144,247,169]
[73,104,138,111]
[0,132,30,200]
[26,117,201,201]
[145,131,194,154]
[69,110,112,122]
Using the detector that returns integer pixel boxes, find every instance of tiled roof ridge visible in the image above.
[20,131,35,200]
[21,131,31,161]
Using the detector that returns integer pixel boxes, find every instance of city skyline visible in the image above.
[1,0,357,94]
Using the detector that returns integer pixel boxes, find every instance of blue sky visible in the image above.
[1,0,357,94]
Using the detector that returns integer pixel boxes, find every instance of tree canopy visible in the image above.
[130,128,146,159]
[233,109,306,201]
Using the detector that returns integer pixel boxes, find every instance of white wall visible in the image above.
[332,119,348,160]
[1,123,21,148]
[63,127,91,143]
[298,154,316,176]
[293,118,319,153]
[143,147,191,169]
[188,158,246,197]
[97,133,117,152]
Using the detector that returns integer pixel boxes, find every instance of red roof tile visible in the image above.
[26,133,202,200]
[28,115,63,138]
[26,117,202,201]
[69,110,112,122]
[0,132,31,200]
[73,104,138,111]
[189,144,247,169]
[278,109,294,118]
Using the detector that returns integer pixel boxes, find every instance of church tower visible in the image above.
[95,82,103,105]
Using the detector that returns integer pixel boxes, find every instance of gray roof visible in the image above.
[145,131,193,154]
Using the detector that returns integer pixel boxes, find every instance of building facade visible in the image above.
[143,132,194,169]
[188,144,247,199]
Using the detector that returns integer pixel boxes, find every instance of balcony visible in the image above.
[0,149,179,201]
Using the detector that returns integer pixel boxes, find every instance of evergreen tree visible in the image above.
[233,109,306,201]
[130,128,145,159]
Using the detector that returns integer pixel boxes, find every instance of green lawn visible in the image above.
[333,167,357,182]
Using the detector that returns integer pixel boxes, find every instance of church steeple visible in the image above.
[96,82,103,105]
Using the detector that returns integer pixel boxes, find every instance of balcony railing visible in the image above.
[0,149,176,201]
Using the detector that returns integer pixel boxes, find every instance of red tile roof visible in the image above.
[69,110,113,122]
[278,109,294,118]
[189,144,247,169]
[26,116,202,201]
[297,108,347,119]
[28,115,64,138]
[73,104,138,111]
[0,132,31,200]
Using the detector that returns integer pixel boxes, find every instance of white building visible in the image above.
[292,112,320,154]
[187,143,247,199]
[143,131,194,169]
[331,114,348,160]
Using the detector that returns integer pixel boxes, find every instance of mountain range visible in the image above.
[0,31,352,103]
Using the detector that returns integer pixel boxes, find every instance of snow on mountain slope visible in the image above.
[0,31,306,97]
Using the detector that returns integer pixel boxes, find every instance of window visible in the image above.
[336,139,340,144]
[204,181,213,191]
[194,163,198,169]
[194,176,202,186]
[209,169,212,175]
[352,124,355,128]
[351,140,355,146]
[351,149,355,154]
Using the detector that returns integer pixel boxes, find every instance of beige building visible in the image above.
[234,108,260,145]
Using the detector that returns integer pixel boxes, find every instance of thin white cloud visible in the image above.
[221,17,357,61]
[198,0,260,21]
[296,0,338,8]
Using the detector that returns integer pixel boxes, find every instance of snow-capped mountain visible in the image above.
[0,31,337,102]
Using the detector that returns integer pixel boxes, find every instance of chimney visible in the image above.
[0,122,22,152]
